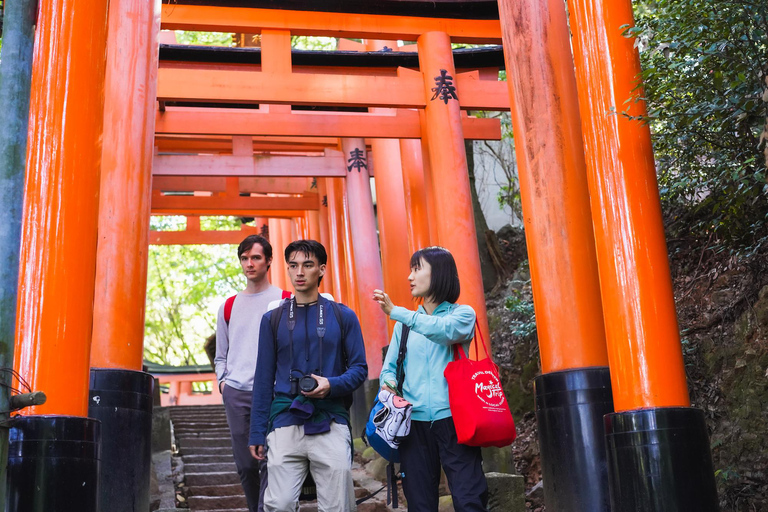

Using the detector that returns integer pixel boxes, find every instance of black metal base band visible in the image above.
[605,407,719,512]
[535,366,614,512]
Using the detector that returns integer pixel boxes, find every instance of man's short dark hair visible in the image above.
[409,246,460,304]
[285,239,328,285]
[238,235,273,264]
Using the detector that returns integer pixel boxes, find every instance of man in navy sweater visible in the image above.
[249,240,367,512]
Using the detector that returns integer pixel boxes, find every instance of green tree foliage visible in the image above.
[633,0,768,253]
[175,30,234,47]
[143,216,245,366]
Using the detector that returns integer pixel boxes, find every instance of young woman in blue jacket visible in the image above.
[373,246,489,512]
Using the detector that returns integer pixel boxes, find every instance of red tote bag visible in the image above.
[443,322,516,447]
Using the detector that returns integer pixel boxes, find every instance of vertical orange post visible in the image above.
[340,138,387,376]
[418,111,440,246]
[325,178,349,306]
[498,0,611,509]
[417,32,490,357]
[306,210,327,294]
[280,218,293,287]
[399,138,431,254]
[90,0,161,371]
[498,0,608,374]
[316,180,336,298]
[13,0,111,417]
[568,0,717,509]
[268,218,287,290]
[364,39,413,332]
[568,0,687,413]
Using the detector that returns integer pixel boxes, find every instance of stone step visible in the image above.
[186,483,243,497]
[188,495,247,510]
[190,509,247,512]
[185,462,238,473]
[168,404,225,413]
[179,437,232,448]
[182,454,235,464]
[180,446,233,456]
[176,431,230,440]
[174,425,231,433]
[184,471,240,486]
[172,418,229,426]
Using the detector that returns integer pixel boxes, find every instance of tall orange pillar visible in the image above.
[399,138,431,253]
[369,137,412,332]
[340,139,388,377]
[316,180,335,298]
[14,0,110,417]
[568,0,718,509]
[306,210,328,294]
[364,40,413,332]
[268,218,287,290]
[418,111,440,246]
[498,0,611,509]
[417,32,490,357]
[91,0,161,371]
[325,179,350,306]
[9,0,110,509]
[87,2,161,511]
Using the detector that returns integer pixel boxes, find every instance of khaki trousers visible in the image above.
[264,423,356,512]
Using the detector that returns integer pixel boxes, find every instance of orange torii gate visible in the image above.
[4,1,718,512]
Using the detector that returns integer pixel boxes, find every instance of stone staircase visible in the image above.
[169,404,391,512]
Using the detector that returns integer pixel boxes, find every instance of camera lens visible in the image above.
[299,375,318,392]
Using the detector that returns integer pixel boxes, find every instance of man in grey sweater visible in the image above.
[216,235,285,512]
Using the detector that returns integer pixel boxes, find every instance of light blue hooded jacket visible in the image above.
[379,302,475,422]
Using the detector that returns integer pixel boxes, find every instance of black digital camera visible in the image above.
[290,374,318,394]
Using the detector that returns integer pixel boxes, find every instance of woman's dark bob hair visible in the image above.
[410,246,460,304]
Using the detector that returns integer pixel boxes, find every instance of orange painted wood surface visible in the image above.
[149,226,260,246]
[91,0,161,370]
[155,136,338,154]
[498,0,608,373]
[324,179,349,306]
[160,5,502,43]
[155,107,502,140]
[152,152,362,178]
[14,0,111,416]
[151,191,318,215]
[315,180,335,298]
[157,68,510,111]
[341,138,388,377]
[268,218,287,290]
[569,0,689,410]
[152,176,314,195]
[418,32,491,358]
[399,138,431,253]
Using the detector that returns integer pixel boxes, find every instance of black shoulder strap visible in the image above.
[395,324,410,396]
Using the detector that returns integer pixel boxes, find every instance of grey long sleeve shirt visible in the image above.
[214,286,284,392]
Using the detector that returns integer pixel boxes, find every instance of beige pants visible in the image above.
[264,423,356,512]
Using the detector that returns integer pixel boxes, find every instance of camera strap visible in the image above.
[287,297,325,380]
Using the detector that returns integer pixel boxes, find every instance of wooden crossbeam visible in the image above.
[155,135,338,154]
[155,107,502,140]
[152,176,315,195]
[152,150,372,177]
[156,68,510,111]
[151,191,319,216]
[160,5,502,44]
[149,218,263,245]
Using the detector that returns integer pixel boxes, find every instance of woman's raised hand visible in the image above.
[372,289,394,316]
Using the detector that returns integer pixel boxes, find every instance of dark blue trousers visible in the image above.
[399,417,489,512]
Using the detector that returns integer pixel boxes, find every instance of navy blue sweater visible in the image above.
[249,298,368,446]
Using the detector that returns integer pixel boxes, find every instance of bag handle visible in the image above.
[452,320,491,361]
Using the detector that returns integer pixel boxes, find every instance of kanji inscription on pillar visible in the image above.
[322,195,328,207]
[347,148,368,172]
[431,69,458,104]
[260,224,269,238]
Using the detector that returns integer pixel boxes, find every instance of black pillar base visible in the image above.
[535,366,613,512]
[88,368,154,512]
[6,415,101,512]
[605,407,719,512]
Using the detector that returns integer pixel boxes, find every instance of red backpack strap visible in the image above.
[281,290,292,299]
[224,295,237,325]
